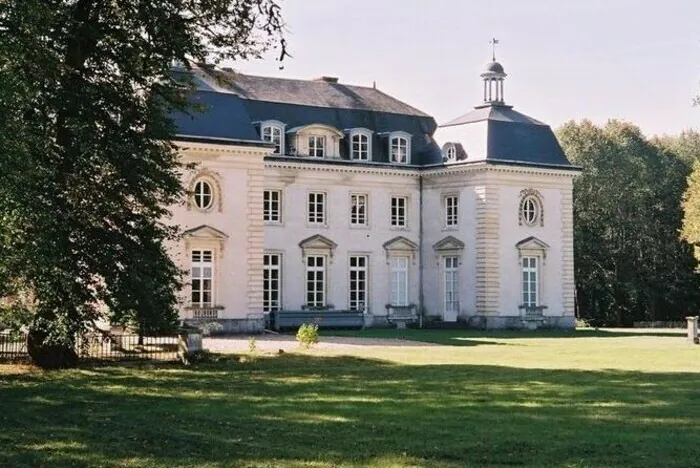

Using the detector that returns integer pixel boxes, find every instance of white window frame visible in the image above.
[307,191,326,225]
[263,253,282,312]
[191,249,214,307]
[350,193,368,227]
[305,255,326,308]
[522,256,538,308]
[308,135,326,158]
[445,145,456,162]
[391,196,408,228]
[261,121,285,155]
[521,197,538,226]
[350,130,372,161]
[444,194,459,228]
[389,131,412,164]
[263,189,282,223]
[519,190,544,227]
[443,256,459,314]
[389,256,409,306]
[349,255,369,312]
[193,180,214,211]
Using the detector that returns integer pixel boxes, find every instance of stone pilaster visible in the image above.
[560,186,575,316]
[474,184,500,314]
[246,163,266,314]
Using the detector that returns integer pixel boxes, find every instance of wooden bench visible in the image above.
[270,310,365,331]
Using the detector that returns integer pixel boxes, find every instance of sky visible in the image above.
[231,0,700,137]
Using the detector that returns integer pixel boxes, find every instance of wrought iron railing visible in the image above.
[0,332,180,362]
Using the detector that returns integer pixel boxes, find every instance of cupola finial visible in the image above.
[481,39,507,105]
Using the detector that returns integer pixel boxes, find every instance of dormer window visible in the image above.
[348,128,372,161]
[445,145,456,162]
[389,132,412,164]
[308,135,326,157]
[260,120,285,155]
[287,124,343,158]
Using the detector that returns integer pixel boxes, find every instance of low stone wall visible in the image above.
[633,321,685,329]
[183,317,265,335]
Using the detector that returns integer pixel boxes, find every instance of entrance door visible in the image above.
[443,256,459,322]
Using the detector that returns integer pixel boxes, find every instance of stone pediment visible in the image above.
[182,225,228,240]
[299,234,338,251]
[287,123,344,138]
[383,236,418,253]
[515,236,549,251]
[433,235,465,252]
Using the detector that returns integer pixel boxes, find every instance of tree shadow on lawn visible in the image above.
[1,354,700,468]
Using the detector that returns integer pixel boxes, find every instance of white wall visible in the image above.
[421,172,478,320]
[264,162,421,314]
[169,145,576,325]
[493,173,573,318]
[171,142,268,320]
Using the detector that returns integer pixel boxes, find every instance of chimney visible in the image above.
[314,76,339,83]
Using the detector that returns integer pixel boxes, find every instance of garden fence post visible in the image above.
[686,316,698,344]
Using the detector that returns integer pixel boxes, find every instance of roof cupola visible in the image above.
[481,38,507,105]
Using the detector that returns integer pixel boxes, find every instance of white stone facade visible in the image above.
[169,64,578,331]
[172,144,576,331]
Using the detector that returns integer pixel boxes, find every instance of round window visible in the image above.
[522,197,539,226]
[194,180,213,210]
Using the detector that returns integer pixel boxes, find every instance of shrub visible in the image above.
[296,323,319,348]
[576,318,592,329]
[248,336,258,354]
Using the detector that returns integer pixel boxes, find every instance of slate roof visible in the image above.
[172,69,444,165]
[170,90,260,142]
[212,70,430,117]
[170,67,572,169]
[439,104,573,167]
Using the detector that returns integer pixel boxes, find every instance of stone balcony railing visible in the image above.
[186,306,224,320]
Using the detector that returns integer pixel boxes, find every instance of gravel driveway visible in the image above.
[204,333,435,354]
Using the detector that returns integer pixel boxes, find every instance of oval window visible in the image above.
[194,180,213,210]
[521,197,539,226]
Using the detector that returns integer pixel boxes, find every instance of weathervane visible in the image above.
[490,37,500,61]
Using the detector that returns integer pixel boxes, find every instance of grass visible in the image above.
[2,329,700,467]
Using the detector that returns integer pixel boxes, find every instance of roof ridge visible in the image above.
[223,70,372,90]
[205,69,432,118]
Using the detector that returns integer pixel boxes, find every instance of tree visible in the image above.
[557,120,700,326]
[0,1,286,368]
[681,161,700,261]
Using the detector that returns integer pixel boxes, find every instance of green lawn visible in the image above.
[2,329,700,467]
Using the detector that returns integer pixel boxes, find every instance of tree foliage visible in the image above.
[679,133,700,263]
[557,120,700,326]
[0,0,286,367]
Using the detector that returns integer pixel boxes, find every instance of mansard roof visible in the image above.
[170,68,444,166]
[439,104,572,168]
[215,70,430,117]
[170,90,261,143]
